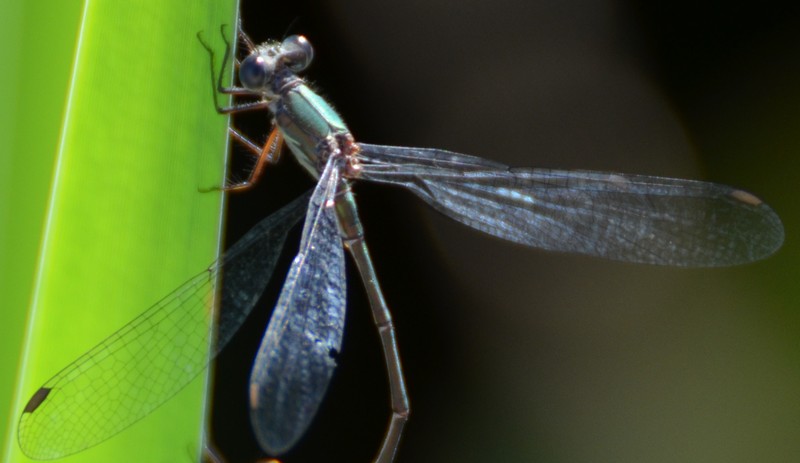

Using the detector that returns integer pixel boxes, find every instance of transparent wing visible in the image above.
[249,158,347,455]
[17,192,311,460]
[357,144,784,266]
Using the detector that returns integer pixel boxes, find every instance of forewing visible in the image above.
[249,159,347,455]
[17,192,310,459]
[358,143,783,266]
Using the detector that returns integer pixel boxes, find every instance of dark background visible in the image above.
[208,1,800,462]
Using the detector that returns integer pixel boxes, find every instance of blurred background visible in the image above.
[207,1,800,463]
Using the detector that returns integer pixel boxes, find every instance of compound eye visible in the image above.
[239,54,271,90]
[280,35,314,72]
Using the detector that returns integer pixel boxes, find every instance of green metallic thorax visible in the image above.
[271,84,350,178]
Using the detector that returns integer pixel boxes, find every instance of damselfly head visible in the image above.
[239,35,314,94]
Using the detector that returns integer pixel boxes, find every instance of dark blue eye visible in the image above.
[280,35,314,72]
[239,55,270,90]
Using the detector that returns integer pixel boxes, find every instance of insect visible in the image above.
[18,22,783,463]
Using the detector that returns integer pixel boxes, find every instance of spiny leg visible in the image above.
[223,125,284,192]
[197,24,279,192]
[197,30,250,98]
[334,186,410,463]
[199,124,282,193]
[197,27,270,114]
[235,17,257,54]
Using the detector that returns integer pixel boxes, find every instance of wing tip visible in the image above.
[729,189,763,206]
[23,387,52,414]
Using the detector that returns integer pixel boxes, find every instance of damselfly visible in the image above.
[18,23,784,463]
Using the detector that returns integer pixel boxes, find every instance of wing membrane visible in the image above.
[18,192,310,459]
[358,143,783,266]
[249,158,347,455]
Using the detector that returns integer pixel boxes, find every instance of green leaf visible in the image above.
[2,0,237,461]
